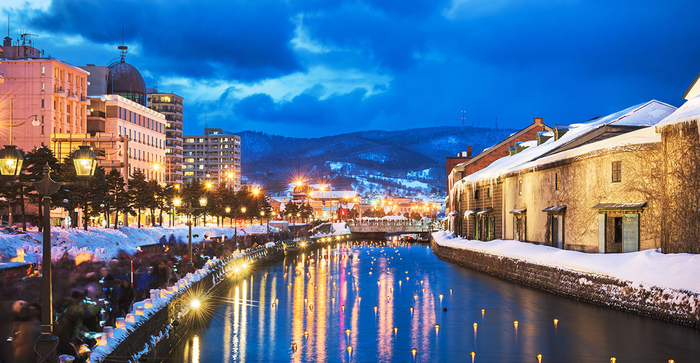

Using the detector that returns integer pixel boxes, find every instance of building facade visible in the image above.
[0,36,90,153]
[147,91,183,184]
[451,100,679,253]
[183,128,241,189]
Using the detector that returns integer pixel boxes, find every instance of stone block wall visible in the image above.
[432,239,700,327]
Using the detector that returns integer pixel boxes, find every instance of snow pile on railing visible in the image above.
[433,231,700,294]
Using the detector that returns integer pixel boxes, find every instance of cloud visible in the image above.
[3,0,699,140]
[15,0,301,81]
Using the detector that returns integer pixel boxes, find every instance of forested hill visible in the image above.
[236,126,517,195]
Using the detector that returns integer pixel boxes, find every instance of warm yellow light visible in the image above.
[253,188,260,196]
[295,180,302,187]
[173,198,182,207]
[205,182,212,189]
[174,184,180,190]
[199,197,207,207]
[241,207,246,213]
[226,207,231,213]
[261,211,265,216]
[153,164,161,171]
[227,172,234,179]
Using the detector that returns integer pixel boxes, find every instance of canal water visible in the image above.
[170,242,700,362]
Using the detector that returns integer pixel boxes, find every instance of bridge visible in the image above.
[347,221,433,241]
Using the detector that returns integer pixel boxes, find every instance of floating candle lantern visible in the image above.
[136,306,145,316]
[104,326,113,338]
[144,299,153,309]
[126,314,135,324]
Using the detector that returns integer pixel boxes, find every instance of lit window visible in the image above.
[519,180,523,196]
[41,66,45,75]
[555,172,560,191]
[41,82,45,91]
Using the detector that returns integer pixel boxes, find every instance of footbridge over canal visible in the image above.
[347,220,433,241]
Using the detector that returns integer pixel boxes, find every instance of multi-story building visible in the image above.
[0,34,90,152]
[183,128,241,189]
[147,91,183,184]
[66,46,168,183]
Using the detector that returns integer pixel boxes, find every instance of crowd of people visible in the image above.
[0,233,263,363]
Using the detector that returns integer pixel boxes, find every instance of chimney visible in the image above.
[534,117,543,125]
[467,146,472,157]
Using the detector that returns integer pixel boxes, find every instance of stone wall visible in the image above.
[660,120,700,253]
[432,239,700,327]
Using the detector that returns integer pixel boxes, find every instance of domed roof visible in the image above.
[107,59,147,105]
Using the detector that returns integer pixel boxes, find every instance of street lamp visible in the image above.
[0,144,96,362]
[177,196,207,273]
[0,144,23,176]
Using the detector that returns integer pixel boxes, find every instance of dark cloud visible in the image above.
[6,0,700,138]
[22,0,300,80]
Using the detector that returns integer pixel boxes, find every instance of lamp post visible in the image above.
[174,195,207,273]
[239,206,246,247]
[1,144,96,363]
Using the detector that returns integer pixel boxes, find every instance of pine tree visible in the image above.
[106,169,132,229]
[23,146,60,231]
[129,169,149,228]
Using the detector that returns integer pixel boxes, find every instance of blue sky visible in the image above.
[2,0,699,137]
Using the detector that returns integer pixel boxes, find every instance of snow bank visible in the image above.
[0,225,278,264]
[433,231,700,294]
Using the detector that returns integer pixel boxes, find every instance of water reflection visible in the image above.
[171,242,700,362]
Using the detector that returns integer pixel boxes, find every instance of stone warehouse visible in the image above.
[447,77,700,254]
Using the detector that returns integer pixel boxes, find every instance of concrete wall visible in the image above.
[432,239,700,327]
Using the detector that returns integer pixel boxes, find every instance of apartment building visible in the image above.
[148,91,183,184]
[0,35,89,152]
[183,128,241,189]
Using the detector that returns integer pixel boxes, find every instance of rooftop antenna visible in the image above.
[118,25,128,62]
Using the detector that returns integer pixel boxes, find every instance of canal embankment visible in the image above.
[93,236,347,363]
[431,231,700,327]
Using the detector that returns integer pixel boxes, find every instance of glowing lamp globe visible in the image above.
[199,196,208,207]
[173,198,182,207]
[72,145,97,177]
[0,145,24,177]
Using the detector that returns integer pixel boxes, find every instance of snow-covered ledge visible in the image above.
[432,231,700,327]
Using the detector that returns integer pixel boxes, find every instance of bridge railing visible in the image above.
[346,219,433,228]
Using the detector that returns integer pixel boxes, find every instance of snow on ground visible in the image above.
[0,225,277,264]
[433,231,700,294]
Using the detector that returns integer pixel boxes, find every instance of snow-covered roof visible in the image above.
[655,94,700,130]
[461,100,674,184]
[514,126,660,173]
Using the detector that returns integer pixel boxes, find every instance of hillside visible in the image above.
[236,126,517,196]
